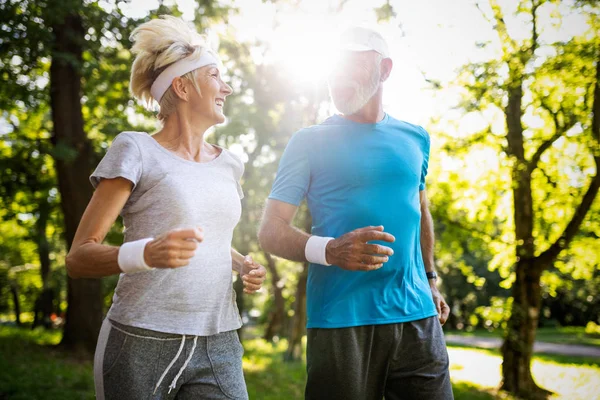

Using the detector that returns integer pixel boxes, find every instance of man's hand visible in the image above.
[325,226,395,271]
[241,255,267,294]
[430,284,450,325]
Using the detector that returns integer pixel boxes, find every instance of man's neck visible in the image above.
[341,91,385,124]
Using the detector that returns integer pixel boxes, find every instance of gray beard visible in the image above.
[331,68,381,115]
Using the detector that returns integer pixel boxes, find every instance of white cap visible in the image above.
[339,26,390,58]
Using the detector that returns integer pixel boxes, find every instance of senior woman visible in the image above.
[66,16,265,400]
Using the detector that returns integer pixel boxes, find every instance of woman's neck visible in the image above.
[153,111,219,163]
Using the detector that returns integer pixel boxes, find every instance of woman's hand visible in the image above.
[241,255,267,294]
[144,227,204,269]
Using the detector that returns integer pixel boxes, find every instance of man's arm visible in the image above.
[259,199,395,270]
[258,200,310,262]
[420,190,436,274]
[420,190,450,325]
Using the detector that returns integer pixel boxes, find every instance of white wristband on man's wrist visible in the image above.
[118,238,154,274]
[305,236,334,266]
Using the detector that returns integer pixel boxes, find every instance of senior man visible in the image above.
[259,26,453,400]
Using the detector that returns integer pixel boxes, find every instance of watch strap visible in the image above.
[426,271,438,280]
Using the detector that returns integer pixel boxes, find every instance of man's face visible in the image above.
[328,50,382,115]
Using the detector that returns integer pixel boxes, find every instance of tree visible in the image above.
[447,1,600,396]
[43,0,103,352]
[0,105,59,329]
[430,179,509,331]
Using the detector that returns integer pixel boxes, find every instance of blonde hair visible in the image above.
[129,15,216,121]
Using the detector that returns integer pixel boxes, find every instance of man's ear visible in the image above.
[171,76,189,101]
[380,58,393,82]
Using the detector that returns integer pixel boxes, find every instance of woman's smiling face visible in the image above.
[190,64,233,125]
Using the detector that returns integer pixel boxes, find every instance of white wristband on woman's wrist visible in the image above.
[118,238,154,274]
[305,236,334,266]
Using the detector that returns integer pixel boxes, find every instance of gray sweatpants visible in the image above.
[306,316,454,400]
[94,319,248,400]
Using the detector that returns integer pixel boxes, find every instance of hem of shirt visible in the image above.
[306,310,439,329]
[268,194,302,207]
[106,313,243,337]
[90,171,138,190]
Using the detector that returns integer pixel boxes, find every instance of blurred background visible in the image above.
[0,0,599,399]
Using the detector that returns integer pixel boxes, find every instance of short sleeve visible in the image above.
[419,127,430,191]
[90,132,143,189]
[268,130,310,206]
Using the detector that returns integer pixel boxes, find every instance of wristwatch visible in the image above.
[426,271,438,281]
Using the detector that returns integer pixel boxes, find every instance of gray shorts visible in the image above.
[306,316,453,400]
[94,319,248,400]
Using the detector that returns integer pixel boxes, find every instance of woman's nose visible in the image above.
[221,82,233,97]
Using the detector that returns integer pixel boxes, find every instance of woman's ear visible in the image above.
[171,76,189,101]
[380,58,393,82]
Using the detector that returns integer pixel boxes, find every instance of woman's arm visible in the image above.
[230,248,245,274]
[230,248,267,294]
[66,177,134,278]
[66,177,203,279]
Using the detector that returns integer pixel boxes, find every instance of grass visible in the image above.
[0,325,599,399]
[243,338,306,399]
[447,346,600,400]
[447,326,600,347]
[0,326,94,400]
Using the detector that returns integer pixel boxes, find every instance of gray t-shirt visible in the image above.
[90,131,244,336]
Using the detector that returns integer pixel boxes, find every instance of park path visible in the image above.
[444,334,600,358]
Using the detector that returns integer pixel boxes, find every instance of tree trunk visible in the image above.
[500,262,549,398]
[500,72,550,397]
[9,281,21,326]
[37,199,51,289]
[46,2,103,353]
[34,198,54,329]
[284,263,307,362]
[284,210,311,362]
[233,277,245,341]
[263,252,286,342]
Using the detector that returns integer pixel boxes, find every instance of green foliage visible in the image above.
[585,321,600,337]
[430,0,600,332]
[374,1,396,23]
[474,297,513,331]
[430,163,510,330]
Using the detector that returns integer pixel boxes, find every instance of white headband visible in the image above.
[150,51,220,101]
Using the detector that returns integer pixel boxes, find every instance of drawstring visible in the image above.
[168,335,198,393]
[153,335,199,394]
[154,335,185,394]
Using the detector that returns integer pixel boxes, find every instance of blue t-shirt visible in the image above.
[269,113,438,328]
